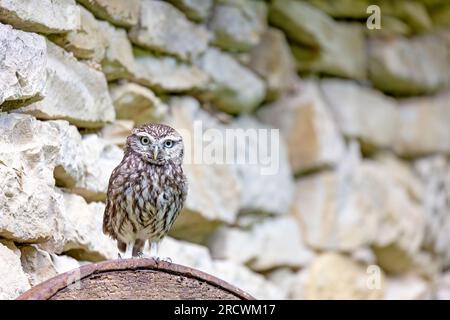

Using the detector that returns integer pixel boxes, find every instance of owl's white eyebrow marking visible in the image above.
[135,132,155,141]
[160,135,181,142]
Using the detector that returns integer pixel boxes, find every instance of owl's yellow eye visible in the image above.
[164,140,174,148]
[140,136,150,145]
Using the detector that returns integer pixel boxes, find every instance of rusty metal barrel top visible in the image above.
[17,259,254,300]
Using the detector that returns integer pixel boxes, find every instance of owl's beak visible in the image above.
[153,146,159,161]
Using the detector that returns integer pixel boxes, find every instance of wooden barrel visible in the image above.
[17,258,254,300]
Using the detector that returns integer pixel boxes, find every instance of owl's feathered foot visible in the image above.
[136,252,172,264]
[116,240,136,259]
[150,256,173,266]
[152,256,161,264]
[160,257,172,263]
[151,256,173,264]
[136,251,150,259]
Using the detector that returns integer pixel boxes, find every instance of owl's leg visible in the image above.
[117,240,126,259]
[132,239,146,257]
[123,240,135,259]
[149,241,172,263]
[130,241,158,260]
[149,241,159,259]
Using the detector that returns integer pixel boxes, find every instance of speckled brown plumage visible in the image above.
[103,123,187,258]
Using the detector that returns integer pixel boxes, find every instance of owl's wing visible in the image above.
[103,198,114,236]
[102,166,123,238]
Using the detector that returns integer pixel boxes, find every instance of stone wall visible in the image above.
[1,0,450,300]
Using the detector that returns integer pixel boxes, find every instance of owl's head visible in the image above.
[126,123,184,165]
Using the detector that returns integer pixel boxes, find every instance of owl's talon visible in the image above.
[151,256,172,264]
[162,257,172,263]
[152,256,160,264]
[117,253,123,259]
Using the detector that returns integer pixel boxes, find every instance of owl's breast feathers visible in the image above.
[103,154,187,241]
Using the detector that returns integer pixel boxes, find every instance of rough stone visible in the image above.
[208,216,315,271]
[270,0,325,46]
[60,192,117,261]
[0,239,20,255]
[58,132,122,202]
[434,272,450,300]
[73,134,123,201]
[14,41,115,128]
[388,1,433,33]
[195,47,266,114]
[98,20,136,81]
[373,247,441,277]
[368,34,450,95]
[290,22,366,80]
[365,15,412,37]
[258,81,345,174]
[351,247,377,265]
[414,156,450,267]
[303,0,372,18]
[0,113,64,243]
[165,97,241,244]
[285,270,309,300]
[48,5,106,61]
[20,245,58,287]
[291,152,425,254]
[305,0,432,33]
[99,120,134,147]
[213,260,286,299]
[209,0,267,51]
[158,237,215,273]
[266,268,303,298]
[394,91,450,156]
[375,153,423,202]
[109,82,168,126]
[0,243,30,299]
[304,253,385,299]
[77,0,140,28]
[47,119,122,201]
[131,48,210,93]
[0,0,80,34]
[410,0,448,7]
[320,79,399,150]
[166,0,213,22]
[50,120,85,189]
[231,51,251,65]
[231,116,294,215]
[246,27,297,100]
[0,23,47,109]
[50,254,81,274]
[435,29,450,60]
[430,4,450,27]
[384,274,431,300]
[270,0,366,79]
[129,0,209,61]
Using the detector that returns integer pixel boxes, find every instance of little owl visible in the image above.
[103,123,187,259]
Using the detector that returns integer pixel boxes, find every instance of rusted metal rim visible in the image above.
[17,258,255,300]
